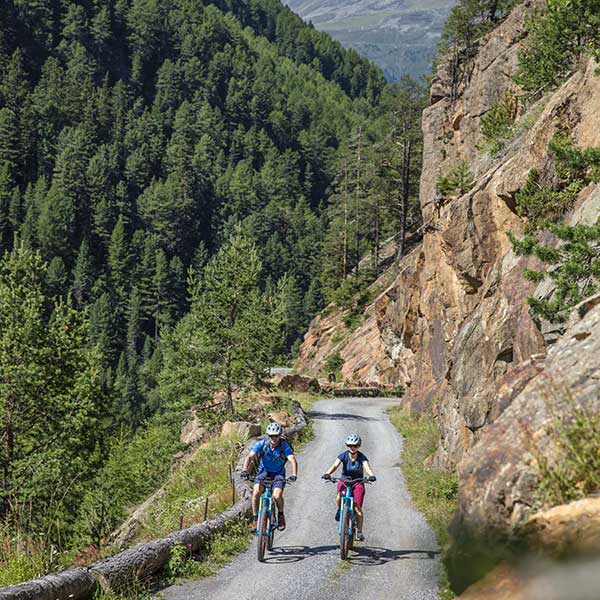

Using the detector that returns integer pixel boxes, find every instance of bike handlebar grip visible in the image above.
[321,473,331,480]
[368,476,376,482]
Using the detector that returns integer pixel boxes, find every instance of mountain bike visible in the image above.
[324,476,373,560]
[249,476,294,562]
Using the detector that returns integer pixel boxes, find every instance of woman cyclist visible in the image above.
[321,434,376,541]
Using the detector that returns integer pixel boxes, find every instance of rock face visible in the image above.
[448,296,600,589]
[299,0,600,470]
[220,421,261,439]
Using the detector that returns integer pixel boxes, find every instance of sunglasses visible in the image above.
[268,434,280,438]
[347,444,358,449]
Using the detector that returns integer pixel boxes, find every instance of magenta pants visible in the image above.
[337,481,365,507]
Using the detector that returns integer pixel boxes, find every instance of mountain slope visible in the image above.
[286,0,455,80]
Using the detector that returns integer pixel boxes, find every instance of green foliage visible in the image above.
[441,0,518,50]
[512,222,600,322]
[512,169,582,231]
[479,91,518,154]
[532,393,600,508]
[75,416,181,547]
[159,229,286,414]
[388,406,457,600]
[516,0,600,92]
[436,161,475,199]
[0,244,107,540]
[324,352,344,377]
[510,134,600,321]
[164,519,250,582]
[136,436,241,541]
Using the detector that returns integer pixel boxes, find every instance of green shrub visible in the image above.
[480,91,518,154]
[324,352,344,378]
[516,0,600,92]
[510,133,600,322]
[436,161,475,199]
[74,416,181,547]
[532,394,600,508]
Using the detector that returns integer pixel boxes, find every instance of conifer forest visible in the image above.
[0,0,424,568]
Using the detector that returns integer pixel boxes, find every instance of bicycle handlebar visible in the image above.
[324,476,373,484]
[246,476,296,484]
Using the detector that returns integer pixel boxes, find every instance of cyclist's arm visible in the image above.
[288,454,298,477]
[325,458,342,475]
[363,460,375,478]
[242,450,257,472]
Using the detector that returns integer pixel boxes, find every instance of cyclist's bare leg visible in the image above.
[273,487,284,513]
[336,493,341,511]
[252,483,264,516]
[355,505,364,531]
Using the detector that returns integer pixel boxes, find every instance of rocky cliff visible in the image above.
[298,0,600,576]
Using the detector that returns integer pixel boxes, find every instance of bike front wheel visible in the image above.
[340,506,351,560]
[257,509,269,562]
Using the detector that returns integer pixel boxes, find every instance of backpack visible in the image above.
[255,435,292,466]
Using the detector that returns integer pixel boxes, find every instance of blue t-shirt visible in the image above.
[252,438,294,475]
[337,450,367,479]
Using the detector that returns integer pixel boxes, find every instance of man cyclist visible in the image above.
[321,433,376,541]
[240,422,298,532]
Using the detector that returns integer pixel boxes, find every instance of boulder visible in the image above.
[276,374,320,393]
[180,416,208,447]
[221,421,261,439]
[268,411,291,427]
[520,497,600,559]
[458,562,524,600]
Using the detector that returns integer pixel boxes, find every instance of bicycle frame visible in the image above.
[338,483,355,537]
[256,482,277,536]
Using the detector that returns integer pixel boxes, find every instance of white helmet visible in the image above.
[345,433,361,447]
[266,422,282,436]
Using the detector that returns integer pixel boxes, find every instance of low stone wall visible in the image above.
[0,402,307,600]
[332,387,382,397]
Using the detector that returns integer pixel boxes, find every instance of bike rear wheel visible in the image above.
[340,506,351,560]
[257,509,269,562]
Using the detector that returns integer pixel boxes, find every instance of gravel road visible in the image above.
[159,397,441,600]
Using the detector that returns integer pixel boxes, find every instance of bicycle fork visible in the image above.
[257,495,275,536]
[338,493,354,536]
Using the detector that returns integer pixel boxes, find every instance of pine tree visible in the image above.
[151,248,171,339]
[108,215,130,306]
[71,239,94,307]
[0,244,106,526]
[159,229,286,414]
[46,255,68,298]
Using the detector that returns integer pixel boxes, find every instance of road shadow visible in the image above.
[348,546,439,566]
[310,411,378,422]
[262,545,438,566]
[262,545,338,564]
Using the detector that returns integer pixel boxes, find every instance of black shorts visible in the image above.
[254,471,286,489]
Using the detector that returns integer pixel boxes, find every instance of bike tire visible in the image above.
[268,520,275,551]
[340,506,351,560]
[257,509,268,562]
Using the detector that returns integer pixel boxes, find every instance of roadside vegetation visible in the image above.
[389,405,458,600]
[530,392,600,509]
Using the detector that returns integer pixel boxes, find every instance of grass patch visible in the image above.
[0,528,50,588]
[388,405,457,600]
[134,436,242,541]
[531,393,600,509]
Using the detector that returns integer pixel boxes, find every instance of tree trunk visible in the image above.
[397,138,412,261]
[1,417,14,519]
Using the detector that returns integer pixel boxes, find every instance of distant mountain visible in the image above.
[286,0,455,81]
